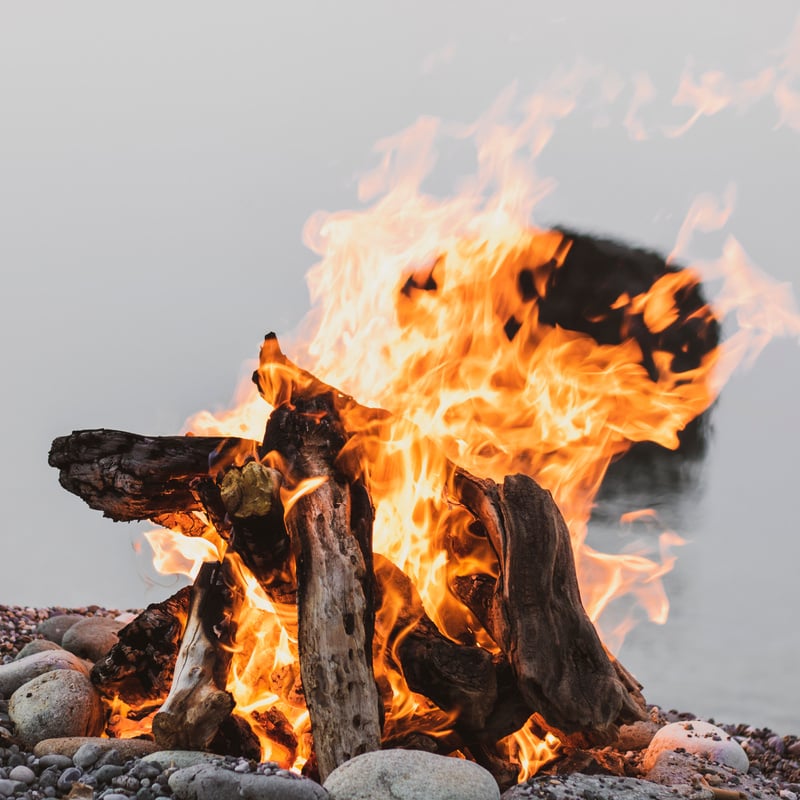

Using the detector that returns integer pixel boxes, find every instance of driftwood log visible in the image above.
[261,393,383,781]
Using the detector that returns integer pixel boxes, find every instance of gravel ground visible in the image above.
[2,604,799,799]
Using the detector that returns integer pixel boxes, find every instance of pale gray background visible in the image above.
[1,2,798,732]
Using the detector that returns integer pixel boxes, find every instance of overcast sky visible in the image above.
[1,1,798,730]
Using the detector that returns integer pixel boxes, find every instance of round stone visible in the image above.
[61,617,124,662]
[36,615,86,645]
[9,671,104,748]
[0,650,90,697]
[8,764,36,784]
[13,640,64,660]
[323,749,500,800]
[643,720,750,773]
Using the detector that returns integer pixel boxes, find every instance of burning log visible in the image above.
[451,468,645,738]
[50,332,647,781]
[261,392,383,782]
[152,559,250,754]
[49,428,258,535]
[373,554,498,733]
[92,585,191,711]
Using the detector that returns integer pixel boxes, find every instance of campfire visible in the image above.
[47,224,747,789]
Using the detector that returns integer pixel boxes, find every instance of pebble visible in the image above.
[13,640,64,660]
[169,762,327,799]
[0,777,27,796]
[324,748,500,800]
[73,741,105,768]
[643,720,750,773]
[35,614,87,645]
[7,763,35,783]
[0,650,90,697]
[142,750,226,770]
[61,616,124,662]
[9,670,104,748]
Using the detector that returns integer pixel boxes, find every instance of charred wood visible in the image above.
[452,469,645,739]
[262,394,382,782]
[373,554,497,733]
[92,586,191,710]
[48,428,259,528]
[152,559,245,752]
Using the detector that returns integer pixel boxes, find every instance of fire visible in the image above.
[130,56,800,780]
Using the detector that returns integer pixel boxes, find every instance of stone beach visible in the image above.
[1,604,799,800]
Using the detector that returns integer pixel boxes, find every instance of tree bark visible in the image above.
[262,395,382,782]
[451,469,645,738]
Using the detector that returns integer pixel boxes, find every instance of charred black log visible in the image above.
[92,586,191,710]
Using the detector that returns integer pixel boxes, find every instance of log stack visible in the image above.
[49,334,646,787]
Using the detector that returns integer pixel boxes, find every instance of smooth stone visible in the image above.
[38,754,74,770]
[0,650,90,697]
[643,720,750,773]
[324,749,500,800]
[34,736,162,760]
[13,640,64,660]
[0,778,27,796]
[93,764,125,784]
[73,741,105,768]
[36,615,86,645]
[60,616,124,662]
[501,774,709,799]
[7,764,35,784]
[169,763,328,800]
[142,751,226,770]
[9,671,104,748]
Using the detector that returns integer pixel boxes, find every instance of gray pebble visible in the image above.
[7,764,35,784]
[73,741,104,769]
[37,766,60,788]
[0,650,90,698]
[104,795,134,800]
[0,778,26,796]
[94,764,125,784]
[9,670,104,748]
[57,765,83,791]
[169,763,328,800]
[61,617,124,662]
[130,761,162,781]
[43,787,57,798]
[38,754,73,769]
[96,749,125,767]
[13,640,64,661]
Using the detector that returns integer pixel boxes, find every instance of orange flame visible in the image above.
[132,47,800,779]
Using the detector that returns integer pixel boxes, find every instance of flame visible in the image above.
[126,43,800,781]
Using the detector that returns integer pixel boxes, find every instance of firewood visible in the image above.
[373,554,497,732]
[217,462,297,603]
[92,586,191,709]
[49,430,296,603]
[152,559,245,752]
[451,468,645,738]
[262,395,382,782]
[48,428,259,530]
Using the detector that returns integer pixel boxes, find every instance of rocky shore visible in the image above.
[1,604,798,800]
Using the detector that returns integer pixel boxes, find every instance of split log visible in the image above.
[152,559,250,754]
[92,586,191,710]
[262,394,382,782]
[451,468,645,738]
